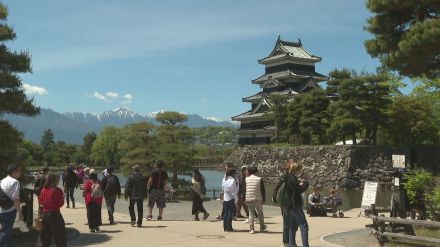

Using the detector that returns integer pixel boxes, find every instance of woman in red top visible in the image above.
[37,173,66,247]
[84,172,103,232]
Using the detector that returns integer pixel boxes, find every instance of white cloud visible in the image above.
[93,92,106,101]
[123,94,133,100]
[23,83,48,95]
[106,92,119,98]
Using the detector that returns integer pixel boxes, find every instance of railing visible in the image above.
[366,204,440,246]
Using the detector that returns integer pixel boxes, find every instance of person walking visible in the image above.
[84,171,103,232]
[147,161,168,221]
[221,166,238,232]
[273,160,309,247]
[102,168,121,224]
[245,166,266,234]
[37,173,66,247]
[125,165,147,227]
[0,164,25,246]
[236,165,249,219]
[191,169,209,221]
[34,167,49,196]
[64,166,78,209]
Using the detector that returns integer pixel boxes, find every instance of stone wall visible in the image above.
[226,145,440,189]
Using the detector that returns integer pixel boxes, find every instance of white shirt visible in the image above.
[222,176,238,202]
[0,175,20,213]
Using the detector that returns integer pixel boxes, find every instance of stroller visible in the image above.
[323,195,344,218]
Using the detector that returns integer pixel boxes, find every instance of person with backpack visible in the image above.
[125,164,147,227]
[64,166,78,209]
[191,169,209,221]
[0,164,25,246]
[34,167,49,196]
[84,171,103,232]
[147,161,168,221]
[101,168,121,225]
[273,160,309,247]
[221,166,238,232]
[37,173,66,247]
[245,166,266,234]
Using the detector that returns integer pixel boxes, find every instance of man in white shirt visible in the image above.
[0,163,24,246]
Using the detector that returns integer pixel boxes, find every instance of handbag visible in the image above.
[34,216,43,231]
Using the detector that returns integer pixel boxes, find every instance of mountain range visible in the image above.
[3,107,238,144]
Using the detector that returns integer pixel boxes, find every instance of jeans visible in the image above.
[38,211,66,247]
[0,209,17,247]
[247,201,264,231]
[282,207,309,247]
[223,199,235,231]
[129,198,143,225]
[65,187,75,208]
[105,195,117,223]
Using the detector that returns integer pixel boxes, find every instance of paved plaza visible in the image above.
[22,190,377,247]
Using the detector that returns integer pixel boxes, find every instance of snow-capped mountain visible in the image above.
[5,107,238,144]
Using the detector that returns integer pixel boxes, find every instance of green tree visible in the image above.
[91,127,122,168]
[268,95,289,143]
[358,73,396,145]
[119,122,156,174]
[0,3,39,171]
[82,131,97,163]
[155,111,188,126]
[386,96,439,145]
[365,0,440,78]
[155,112,193,187]
[40,129,55,152]
[298,89,330,145]
[328,75,363,144]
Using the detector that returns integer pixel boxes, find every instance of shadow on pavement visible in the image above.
[70,233,112,247]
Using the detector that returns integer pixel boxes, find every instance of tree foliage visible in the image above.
[0,3,39,172]
[364,0,440,78]
[155,111,188,126]
[268,95,289,143]
[91,127,122,168]
[119,122,156,174]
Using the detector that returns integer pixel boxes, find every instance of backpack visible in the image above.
[0,187,13,210]
[105,175,118,195]
[91,182,103,198]
[276,179,293,208]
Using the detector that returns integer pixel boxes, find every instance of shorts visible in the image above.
[148,189,166,209]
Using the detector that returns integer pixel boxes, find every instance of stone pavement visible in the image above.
[31,190,374,247]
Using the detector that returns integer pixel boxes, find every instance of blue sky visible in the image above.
[4,0,384,120]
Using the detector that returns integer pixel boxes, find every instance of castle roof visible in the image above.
[259,37,321,64]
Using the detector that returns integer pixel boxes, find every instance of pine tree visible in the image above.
[40,129,55,151]
[268,94,288,142]
[0,3,39,171]
[364,0,440,78]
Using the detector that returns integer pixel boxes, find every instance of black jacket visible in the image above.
[64,171,78,188]
[125,173,147,199]
[273,173,309,209]
[102,174,122,197]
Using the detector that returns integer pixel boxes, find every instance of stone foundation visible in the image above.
[226,145,440,189]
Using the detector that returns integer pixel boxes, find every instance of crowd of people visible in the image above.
[0,159,320,247]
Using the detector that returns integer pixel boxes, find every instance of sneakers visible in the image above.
[157,216,162,221]
[243,219,250,223]
[260,224,267,232]
[130,221,136,226]
[203,213,210,220]
[249,229,255,234]
[146,215,152,221]
[194,217,200,221]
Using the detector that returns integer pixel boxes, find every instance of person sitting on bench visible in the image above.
[308,186,326,216]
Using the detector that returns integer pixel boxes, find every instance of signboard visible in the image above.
[392,155,406,169]
[361,181,378,208]
[394,177,400,187]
